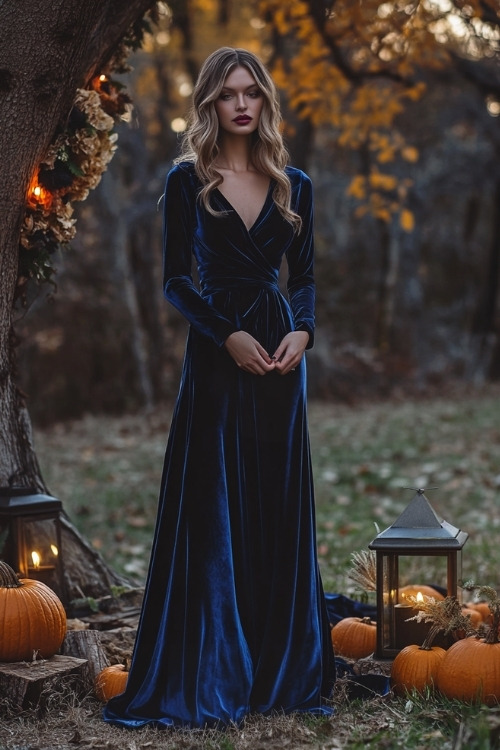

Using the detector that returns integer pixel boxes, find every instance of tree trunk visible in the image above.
[98,169,155,410]
[0,0,156,603]
[374,219,396,352]
[467,180,500,383]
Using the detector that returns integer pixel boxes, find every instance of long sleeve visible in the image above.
[162,164,238,347]
[285,173,315,349]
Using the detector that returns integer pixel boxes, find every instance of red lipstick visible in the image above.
[233,115,252,125]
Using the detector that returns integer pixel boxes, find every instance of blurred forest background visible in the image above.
[14,0,500,425]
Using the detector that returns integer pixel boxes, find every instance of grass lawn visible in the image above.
[36,388,500,594]
[2,388,499,748]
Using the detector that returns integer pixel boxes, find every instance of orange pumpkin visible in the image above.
[399,585,444,602]
[0,560,66,661]
[331,616,376,659]
[466,602,492,624]
[95,663,129,701]
[461,606,483,627]
[437,637,500,706]
[391,644,446,695]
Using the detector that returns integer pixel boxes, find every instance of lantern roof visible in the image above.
[369,489,468,550]
[0,487,62,516]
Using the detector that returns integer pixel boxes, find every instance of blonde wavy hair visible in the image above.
[176,47,301,232]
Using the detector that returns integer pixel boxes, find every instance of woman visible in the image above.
[103,47,335,729]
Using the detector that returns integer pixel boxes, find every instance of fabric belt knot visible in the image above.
[201,278,279,296]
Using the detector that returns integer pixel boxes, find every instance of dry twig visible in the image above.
[405,594,478,648]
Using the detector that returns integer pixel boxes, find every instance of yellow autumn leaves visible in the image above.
[348,172,416,231]
[346,132,419,230]
[257,0,439,231]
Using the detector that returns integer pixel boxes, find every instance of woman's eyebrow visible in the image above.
[220,84,259,92]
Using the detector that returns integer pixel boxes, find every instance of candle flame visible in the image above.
[31,551,41,568]
[416,591,424,603]
[50,544,59,556]
[99,74,107,82]
[29,179,52,209]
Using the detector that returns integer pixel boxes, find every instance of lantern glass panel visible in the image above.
[378,552,398,654]
[396,554,460,598]
[0,518,13,562]
[23,518,60,580]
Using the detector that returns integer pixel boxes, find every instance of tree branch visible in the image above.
[306,0,411,87]
[451,51,500,98]
[83,0,157,82]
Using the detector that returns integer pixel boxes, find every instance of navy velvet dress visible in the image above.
[103,162,335,729]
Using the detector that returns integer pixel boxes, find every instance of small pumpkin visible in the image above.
[0,560,66,662]
[391,644,446,695]
[466,601,492,624]
[436,636,500,706]
[461,606,483,627]
[331,616,376,659]
[399,585,444,602]
[95,663,129,701]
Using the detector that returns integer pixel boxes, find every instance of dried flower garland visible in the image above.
[16,9,156,302]
[18,77,130,298]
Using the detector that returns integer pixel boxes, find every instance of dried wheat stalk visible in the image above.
[347,550,377,592]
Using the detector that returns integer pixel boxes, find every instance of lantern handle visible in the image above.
[404,487,439,495]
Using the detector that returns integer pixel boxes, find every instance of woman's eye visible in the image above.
[248,90,261,98]
[220,93,232,101]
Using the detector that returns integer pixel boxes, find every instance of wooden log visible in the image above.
[0,655,87,710]
[82,606,141,630]
[61,629,110,686]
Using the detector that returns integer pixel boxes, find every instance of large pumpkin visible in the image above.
[391,644,446,695]
[0,560,66,661]
[436,637,500,706]
[331,617,376,659]
[95,663,129,701]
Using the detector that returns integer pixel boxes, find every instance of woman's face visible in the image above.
[214,66,264,137]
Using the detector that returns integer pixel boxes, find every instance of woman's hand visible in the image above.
[224,331,276,375]
[272,331,309,375]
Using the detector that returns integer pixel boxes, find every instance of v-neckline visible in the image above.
[215,180,273,233]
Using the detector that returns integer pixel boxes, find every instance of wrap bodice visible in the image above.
[162,161,315,353]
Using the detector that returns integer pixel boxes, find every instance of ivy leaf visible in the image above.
[66,161,85,178]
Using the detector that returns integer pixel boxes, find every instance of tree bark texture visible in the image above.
[0,0,156,594]
[0,0,156,486]
[61,629,110,686]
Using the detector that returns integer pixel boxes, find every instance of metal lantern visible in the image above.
[368,488,468,659]
[0,487,68,606]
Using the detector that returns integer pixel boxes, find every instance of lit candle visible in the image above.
[29,181,52,208]
[31,550,41,569]
[395,591,430,649]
